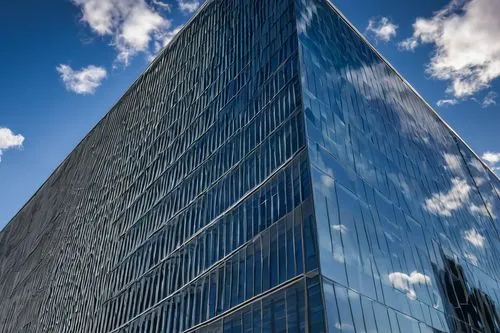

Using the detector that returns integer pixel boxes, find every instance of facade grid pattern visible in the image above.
[0,0,499,332]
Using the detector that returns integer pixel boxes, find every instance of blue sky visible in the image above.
[0,0,499,229]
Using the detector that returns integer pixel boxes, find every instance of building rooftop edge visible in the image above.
[2,0,497,233]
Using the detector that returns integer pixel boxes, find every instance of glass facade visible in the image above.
[296,0,500,332]
[0,0,498,332]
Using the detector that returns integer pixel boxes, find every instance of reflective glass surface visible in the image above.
[296,0,500,332]
[1,0,499,332]
[0,0,322,332]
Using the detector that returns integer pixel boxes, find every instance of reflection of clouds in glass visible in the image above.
[424,176,493,218]
[296,0,317,35]
[469,201,494,218]
[473,176,486,186]
[429,154,497,218]
[464,229,485,248]
[320,174,335,189]
[332,244,345,263]
[335,322,355,331]
[443,153,463,174]
[464,252,479,265]
[427,152,497,219]
[469,158,485,173]
[331,224,346,263]
[424,177,471,216]
[388,172,411,198]
[354,157,376,184]
[332,224,348,233]
[345,61,438,146]
[388,271,431,300]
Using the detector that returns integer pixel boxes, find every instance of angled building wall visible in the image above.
[0,0,499,332]
[296,0,500,332]
[0,0,323,332]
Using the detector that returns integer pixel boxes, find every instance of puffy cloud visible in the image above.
[178,0,200,13]
[0,127,25,162]
[116,4,169,64]
[436,99,458,107]
[481,151,500,175]
[56,64,107,94]
[365,17,398,42]
[399,0,500,98]
[71,0,171,65]
[152,0,171,10]
[388,271,431,300]
[424,177,471,216]
[482,152,500,165]
[464,228,486,248]
[481,91,497,108]
[399,38,418,51]
[72,0,115,35]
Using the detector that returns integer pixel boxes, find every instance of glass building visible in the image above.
[0,0,499,332]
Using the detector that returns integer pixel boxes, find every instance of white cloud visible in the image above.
[365,17,398,42]
[388,271,431,300]
[71,0,171,65]
[436,99,458,107]
[464,228,485,248]
[178,0,200,13]
[72,0,115,35]
[399,38,419,51]
[424,177,471,216]
[0,127,25,162]
[399,0,500,98]
[481,91,497,108]
[482,152,500,165]
[115,4,169,64]
[152,0,171,10]
[57,64,107,94]
[481,151,500,175]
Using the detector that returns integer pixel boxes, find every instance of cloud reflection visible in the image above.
[388,271,431,300]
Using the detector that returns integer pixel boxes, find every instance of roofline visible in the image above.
[2,0,497,232]
[322,0,499,181]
